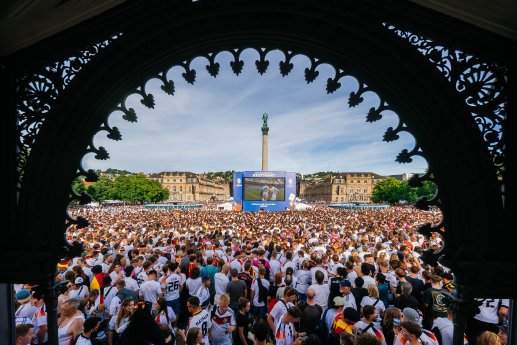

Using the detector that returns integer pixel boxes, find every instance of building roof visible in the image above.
[157,171,198,178]
[330,172,386,179]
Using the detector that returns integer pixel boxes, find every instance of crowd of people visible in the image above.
[12,205,511,345]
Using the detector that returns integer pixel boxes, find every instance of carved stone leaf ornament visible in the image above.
[15,34,122,190]
[386,24,507,193]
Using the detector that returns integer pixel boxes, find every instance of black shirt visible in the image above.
[234,310,251,345]
[299,302,323,334]
[351,287,368,307]
[394,294,422,311]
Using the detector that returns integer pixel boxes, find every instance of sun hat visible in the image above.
[16,290,31,304]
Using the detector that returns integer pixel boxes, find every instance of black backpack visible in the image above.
[313,307,330,341]
[256,278,268,304]
[328,276,342,303]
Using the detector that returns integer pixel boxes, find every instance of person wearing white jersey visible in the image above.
[466,298,509,343]
[73,317,102,345]
[310,258,329,284]
[340,279,358,310]
[136,261,152,287]
[353,305,387,345]
[210,294,236,345]
[187,296,212,345]
[268,288,297,332]
[139,270,163,307]
[261,185,270,201]
[14,290,36,326]
[31,291,48,345]
[123,266,139,292]
[214,264,230,306]
[196,276,212,309]
[251,267,270,321]
[273,306,303,345]
[230,251,246,273]
[162,262,182,316]
[68,277,89,300]
[432,307,462,345]
[308,270,330,310]
[269,250,282,281]
[270,185,279,200]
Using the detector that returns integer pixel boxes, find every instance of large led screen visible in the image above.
[243,177,285,201]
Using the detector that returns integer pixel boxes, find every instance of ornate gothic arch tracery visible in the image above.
[2,0,515,343]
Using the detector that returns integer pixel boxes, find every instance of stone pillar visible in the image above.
[262,126,269,171]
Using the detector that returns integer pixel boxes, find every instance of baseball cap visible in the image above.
[74,277,84,285]
[340,279,352,287]
[403,307,422,325]
[333,296,345,307]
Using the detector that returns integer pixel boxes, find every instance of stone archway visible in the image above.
[6,0,514,342]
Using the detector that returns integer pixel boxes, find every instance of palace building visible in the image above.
[300,172,385,203]
[148,171,230,202]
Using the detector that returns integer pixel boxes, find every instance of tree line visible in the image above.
[371,177,437,204]
[74,174,169,204]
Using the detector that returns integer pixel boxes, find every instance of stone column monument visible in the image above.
[261,113,269,171]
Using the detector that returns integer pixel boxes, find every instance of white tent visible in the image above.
[295,202,312,210]
[217,202,234,210]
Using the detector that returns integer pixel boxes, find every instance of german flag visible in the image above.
[90,272,106,307]
[422,329,437,342]
[188,262,197,277]
[371,327,385,342]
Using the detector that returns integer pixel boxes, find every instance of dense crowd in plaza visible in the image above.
[12,205,510,345]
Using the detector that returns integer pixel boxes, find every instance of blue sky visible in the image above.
[83,49,428,175]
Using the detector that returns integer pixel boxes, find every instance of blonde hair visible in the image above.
[478,331,498,345]
[219,294,230,304]
[368,284,379,298]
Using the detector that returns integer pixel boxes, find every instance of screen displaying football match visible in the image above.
[243,177,285,201]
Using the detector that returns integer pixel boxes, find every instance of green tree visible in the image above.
[112,174,168,203]
[372,178,438,204]
[417,180,437,200]
[371,177,407,204]
[86,176,115,202]
[73,177,87,195]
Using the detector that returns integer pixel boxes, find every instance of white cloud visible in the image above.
[84,52,428,176]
